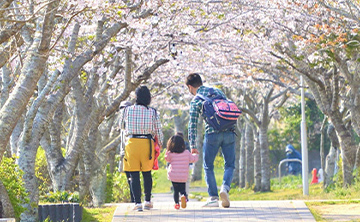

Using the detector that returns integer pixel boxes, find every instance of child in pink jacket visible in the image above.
[165,135,199,209]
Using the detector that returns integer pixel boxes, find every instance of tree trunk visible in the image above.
[10,115,24,156]
[103,117,117,174]
[78,109,101,201]
[86,123,103,204]
[0,180,15,218]
[1,64,12,107]
[89,166,107,207]
[40,130,65,192]
[46,102,66,191]
[232,122,241,186]
[356,146,360,170]
[329,111,356,186]
[245,122,254,188]
[259,125,270,192]
[239,126,246,188]
[253,127,261,192]
[118,130,127,173]
[191,117,203,181]
[325,124,339,187]
[320,117,328,188]
[172,109,183,133]
[325,146,338,188]
[18,143,40,221]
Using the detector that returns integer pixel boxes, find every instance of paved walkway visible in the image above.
[111,193,316,222]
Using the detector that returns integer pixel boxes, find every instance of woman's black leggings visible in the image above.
[128,171,152,204]
[125,171,134,202]
[171,181,186,204]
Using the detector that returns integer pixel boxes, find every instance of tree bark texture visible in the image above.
[327,109,356,186]
[239,126,246,188]
[10,114,24,156]
[253,127,261,192]
[245,122,254,188]
[87,123,105,204]
[0,180,15,218]
[325,147,338,188]
[259,125,270,192]
[232,122,241,186]
[259,89,272,192]
[89,165,107,207]
[1,65,12,107]
[172,109,183,134]
[320,117,328,188]
[191,117,203,182]
[324,124,340,187]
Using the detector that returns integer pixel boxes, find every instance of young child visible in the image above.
[165,135,199,210]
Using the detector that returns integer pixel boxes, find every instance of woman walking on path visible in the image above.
[165,135,199,209]
[119,86,163,211]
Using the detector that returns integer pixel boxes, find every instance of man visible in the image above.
[285,144,302,175]
[186,73,236,208]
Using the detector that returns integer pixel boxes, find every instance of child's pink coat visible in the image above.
[165,150,199,183]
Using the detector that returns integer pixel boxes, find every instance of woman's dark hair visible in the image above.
[167,135,186,153]
[135,86,151,107]
[176,132,184,138]
[185,73,203,87]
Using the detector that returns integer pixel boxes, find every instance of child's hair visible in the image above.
[167,135,186,153]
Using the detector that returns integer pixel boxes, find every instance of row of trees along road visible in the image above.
[0,0,359,221]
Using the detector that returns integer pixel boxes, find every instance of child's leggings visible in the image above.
[171,181,186,204]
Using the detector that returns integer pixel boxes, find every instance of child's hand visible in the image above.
[165,150,171,162]
[191,148,199,154]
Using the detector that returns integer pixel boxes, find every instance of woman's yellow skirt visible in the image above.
[123,138,155,172]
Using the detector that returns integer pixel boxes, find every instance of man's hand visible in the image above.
[191,148,199,154]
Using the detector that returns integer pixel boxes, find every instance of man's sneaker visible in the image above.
[143,201,153,210]
[202,198,219,207]
[220,190,230,208]
[133,203,143,211]
[174,203,180,209]
[180,195,187,208]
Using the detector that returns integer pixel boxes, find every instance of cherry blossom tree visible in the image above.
[1,0,169,219]
[269,0,360,186]
[2,1,360,220]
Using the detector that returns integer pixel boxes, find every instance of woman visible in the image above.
[119,86,163,211]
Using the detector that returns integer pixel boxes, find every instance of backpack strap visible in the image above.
[195,93,211,102]
[150,107,158,116]
[195,88,224,102]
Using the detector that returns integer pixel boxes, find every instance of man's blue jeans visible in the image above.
[203,131,236,197]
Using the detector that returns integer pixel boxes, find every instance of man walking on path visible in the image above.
[185,73,236,208]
